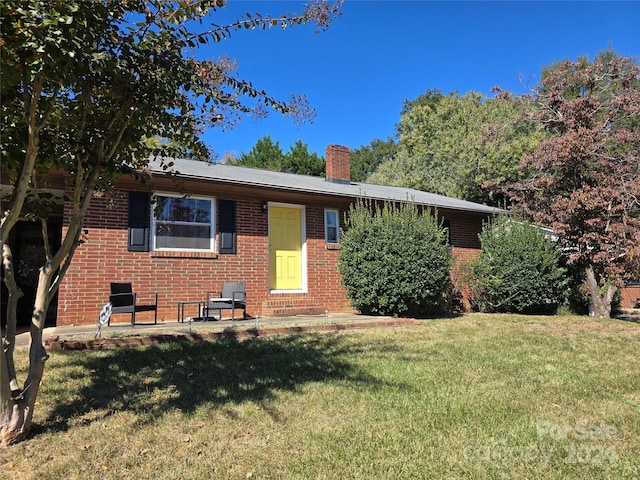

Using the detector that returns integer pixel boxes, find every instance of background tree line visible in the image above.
[228,135,325,176]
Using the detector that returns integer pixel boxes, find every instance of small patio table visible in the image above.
[203,298,235,321]
[177,301,206,323]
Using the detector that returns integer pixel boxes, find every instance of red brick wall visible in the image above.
[444,210,483,264]
[57,189,352,325]
[57,188,488,325]
[56,187,640,323]
[444,212,483,310]
[620,284,640,310]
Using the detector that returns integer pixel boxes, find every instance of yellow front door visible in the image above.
[269,206,303,290]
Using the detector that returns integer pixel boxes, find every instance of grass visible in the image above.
[2,314,639,479]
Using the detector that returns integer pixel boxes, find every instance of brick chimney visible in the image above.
[325,144,351,184]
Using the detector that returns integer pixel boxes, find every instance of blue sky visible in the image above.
[202,1,639,160]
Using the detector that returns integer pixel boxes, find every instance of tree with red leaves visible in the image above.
[504,49,640,318]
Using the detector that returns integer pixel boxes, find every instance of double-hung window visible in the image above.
[152,194,215,251]
[324,208,340,244]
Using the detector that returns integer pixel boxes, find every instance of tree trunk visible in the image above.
[1,247,51,447]
[0,348,47,447]
[1,244,23,394]
[584,264,617,318]
[1,203,92,446]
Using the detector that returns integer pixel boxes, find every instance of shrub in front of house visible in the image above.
[338,199,451,317]
[472,215,569,314]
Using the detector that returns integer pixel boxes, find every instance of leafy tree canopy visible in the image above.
[502,49,640,318]
[231,136,325,176]
[233,135,286,171]
[283,139,325,176]
[368,89,547,204]
[349,137,397,182]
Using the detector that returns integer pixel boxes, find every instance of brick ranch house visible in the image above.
[3,145,638,327]
[51,145,499,326]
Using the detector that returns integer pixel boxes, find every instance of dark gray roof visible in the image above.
[147,156,498,215]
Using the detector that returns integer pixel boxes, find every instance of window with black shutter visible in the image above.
[218,200,236,254]
[128,191,150,252]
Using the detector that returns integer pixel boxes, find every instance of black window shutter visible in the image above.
[128,191,150,252]
[218,200,236,254]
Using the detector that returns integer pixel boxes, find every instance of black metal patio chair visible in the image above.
[109,282,158,326]
[203,281,247,321]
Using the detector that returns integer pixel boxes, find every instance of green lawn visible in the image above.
[2,314,639,479]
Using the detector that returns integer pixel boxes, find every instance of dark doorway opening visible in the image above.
[1,218,62,330]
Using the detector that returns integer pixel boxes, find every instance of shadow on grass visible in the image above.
[36,333,382,436]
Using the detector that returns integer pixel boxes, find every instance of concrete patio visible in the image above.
[12,313,417,349]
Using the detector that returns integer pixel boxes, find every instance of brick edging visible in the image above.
[46,319,422,352]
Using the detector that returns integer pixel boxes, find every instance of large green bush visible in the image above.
[472,215,569,314]
[338,200,451,317]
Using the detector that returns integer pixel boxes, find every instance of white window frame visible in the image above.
[324,208,340,244]
[151,193,216,252]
